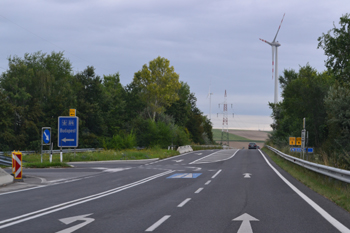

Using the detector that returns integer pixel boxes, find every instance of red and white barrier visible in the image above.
[12,151,22,180]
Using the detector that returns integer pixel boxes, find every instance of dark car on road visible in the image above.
[248,142,258,149]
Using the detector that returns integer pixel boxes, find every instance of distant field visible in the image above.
[212,129,250,141]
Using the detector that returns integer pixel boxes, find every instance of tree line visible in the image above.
[0,53,213,151]
[269,13,350,169]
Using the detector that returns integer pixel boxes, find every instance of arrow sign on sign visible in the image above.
[243,173,252,178]
[56,213,94,233]
[62,138,75,143]
[233,213,259,233]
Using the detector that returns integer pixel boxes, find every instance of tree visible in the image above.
[0,51,74,150]
[269,65,334,147]
[132,56,181,121]
[324,82,350,166]
[317,14,350,83]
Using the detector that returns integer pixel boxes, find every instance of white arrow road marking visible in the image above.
[196,153,202,155]
[0,170,174,230]
[233,213,259,233]
[56,213,94,233]
[173,159,183,162]
[62,138,74,143]
[44,131,49,141]
[243,173,252,178]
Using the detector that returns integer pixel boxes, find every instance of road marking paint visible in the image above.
[177,198,191,207]
[145,215,171,232]
[0,170,174,229]
[190,149,240,164]
[259,149,350,233]
[195,188,203,193]
[189,150,221,164]
[212,169,222,178]
[205,180,211,185]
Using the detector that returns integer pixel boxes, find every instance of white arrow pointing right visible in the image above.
[233,213,259,233]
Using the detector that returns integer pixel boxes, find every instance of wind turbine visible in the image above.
[259,14,285,104]
[207,81,213,120]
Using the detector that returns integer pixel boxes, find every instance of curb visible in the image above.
[67,158,159,164]
[0,168,14,186]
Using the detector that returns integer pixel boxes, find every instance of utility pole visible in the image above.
[218,90,233,148]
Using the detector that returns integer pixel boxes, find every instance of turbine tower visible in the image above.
[259,14,285,104]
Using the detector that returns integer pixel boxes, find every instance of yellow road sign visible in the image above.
[69,109,76,116]
[296,137,302,146]
[289,137,296,146]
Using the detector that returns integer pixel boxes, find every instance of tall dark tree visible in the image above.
[318,13,350,83]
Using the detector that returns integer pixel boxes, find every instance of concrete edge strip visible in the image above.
[258,149,350,233]
[68,158,159,164]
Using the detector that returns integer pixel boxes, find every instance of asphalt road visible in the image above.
[1,149,350,233]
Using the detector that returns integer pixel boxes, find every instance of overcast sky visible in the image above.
[1,0,349,123]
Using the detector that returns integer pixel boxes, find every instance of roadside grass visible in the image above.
[20,148,180,168]
[191,145,223,151]
[262,147,350,213]
[212,129,251,141]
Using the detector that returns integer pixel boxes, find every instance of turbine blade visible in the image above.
[272,47,275,79]
[259,38,272,46]
[273,13,285,43]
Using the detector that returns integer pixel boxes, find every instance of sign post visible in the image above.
[58,116,79,162]
[301,118,306,159]
[41,127,51,163]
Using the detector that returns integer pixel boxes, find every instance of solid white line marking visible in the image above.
[212,169,222,179]
[205,180,211,185]
[195,188,203,194]
[189,150,221,164]
[177,198,191,207]
[145,215,171,232]
[258,149,350,233]
[0,170,174,229]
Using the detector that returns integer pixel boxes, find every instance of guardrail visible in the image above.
[266,145,350,184]
[0,155,12,166]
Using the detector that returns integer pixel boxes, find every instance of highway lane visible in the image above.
[0,149,350,232]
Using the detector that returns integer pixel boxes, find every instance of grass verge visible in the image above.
[262,147,350,213]
[18,148,180,168]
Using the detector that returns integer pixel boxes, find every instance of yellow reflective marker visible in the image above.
[69,109,76,116]
[296,137,302,146]
[289,137,296,146]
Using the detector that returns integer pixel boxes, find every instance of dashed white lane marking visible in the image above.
[177,198,191,207]
[259,149,350,233]
[205,180,211,185]
[145,215,171,232]
[195,188,203,194]
[212,169,222,179]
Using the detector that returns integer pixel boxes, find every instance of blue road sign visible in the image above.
[43,129,51,144]
[290,147,313,153]
[58,116,79,147]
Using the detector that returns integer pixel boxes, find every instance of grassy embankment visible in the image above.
[262,147,350,213]
[212,129,264,142]
[2,148,180,168]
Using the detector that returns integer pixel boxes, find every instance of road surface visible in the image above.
[1,149,349,232]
